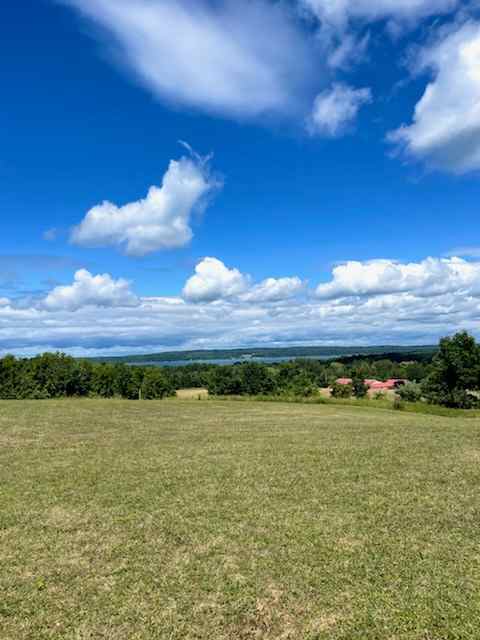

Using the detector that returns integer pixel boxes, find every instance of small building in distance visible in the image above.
[335,378,408,391]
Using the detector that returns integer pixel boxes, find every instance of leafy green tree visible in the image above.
[287,371,318,397]
[207,366,243,395]
[29,353,73,397]
[421,332,480,408]
[373,359,397,381]
[326,362,347,385]
[351,362,373,381]
[0,356,20,398]
[141,368,174,399]
[70,360,94,396]
[112,363,140,399]
[352,377,368,399]
[239,363,276,396]
[91,364,117,398]
[404,361,429,382]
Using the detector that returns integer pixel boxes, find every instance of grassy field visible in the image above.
[1,400,480,639]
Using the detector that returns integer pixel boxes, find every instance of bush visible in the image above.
[331,382,353,398]
[352,377,368,399]
[397,382,422,403]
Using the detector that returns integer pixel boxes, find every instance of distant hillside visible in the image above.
[93,345,437,364]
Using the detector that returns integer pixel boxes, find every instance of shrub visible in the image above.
[331,382,353,398]
[352,377,368,399]
[397,382,422,403]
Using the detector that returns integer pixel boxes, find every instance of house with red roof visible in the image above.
[335,378,408,391]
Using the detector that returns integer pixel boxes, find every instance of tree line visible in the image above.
[0,354,174,400]
[206,332,480,409]
[0,332,479,408]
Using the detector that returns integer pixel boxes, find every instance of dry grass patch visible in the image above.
[175,388,209,400]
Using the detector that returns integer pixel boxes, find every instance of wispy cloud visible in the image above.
[300,0,459,30]
[43,228,58,242]
[64,0,318,120]
[307,83,371,137]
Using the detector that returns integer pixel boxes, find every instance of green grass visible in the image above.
[1,399,480,639]
[215,393,480,418]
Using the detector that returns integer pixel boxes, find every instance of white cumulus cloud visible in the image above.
[71,155,218,256]
[64,0,316,120]
[241,277,305,303]
[308,83,371,136]
[316,257,480,299]
[183,258,305,303]
[43,269,139,312]
[388,20,480,174]
[4,254,480,354]
[182,258,250,303]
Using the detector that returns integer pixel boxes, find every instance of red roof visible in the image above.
[369,381,391,390]
[335,378,409,389]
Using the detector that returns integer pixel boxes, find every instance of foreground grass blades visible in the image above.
[1,399,480,639]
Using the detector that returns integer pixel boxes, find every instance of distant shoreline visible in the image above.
[91,345,437,365]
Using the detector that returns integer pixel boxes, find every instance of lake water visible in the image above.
[131,355,342,367]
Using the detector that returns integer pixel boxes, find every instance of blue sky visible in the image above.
[1,0,480,355]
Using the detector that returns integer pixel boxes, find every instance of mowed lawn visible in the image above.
[1,400,480,639]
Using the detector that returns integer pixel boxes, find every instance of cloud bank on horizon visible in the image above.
[2,255,480,355]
